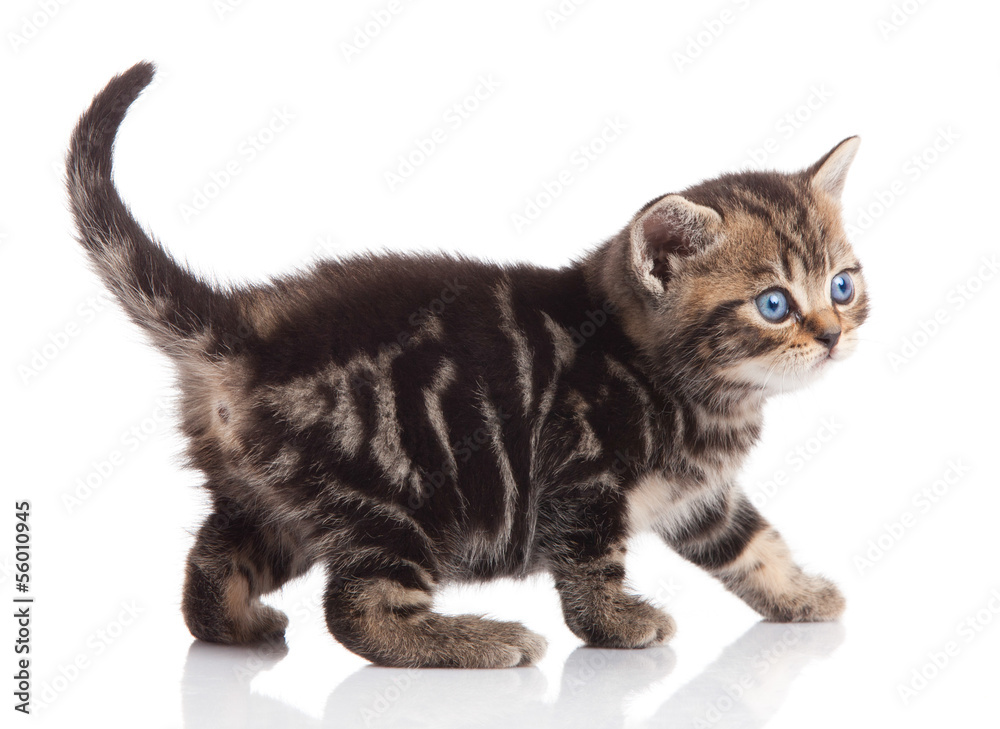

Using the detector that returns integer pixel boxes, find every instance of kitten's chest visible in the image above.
[541,360,762,483]
[622,401,761,535]
[670,398,763,479]
[624,471,733,537]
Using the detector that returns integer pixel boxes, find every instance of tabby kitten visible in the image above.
[67,63,867,669]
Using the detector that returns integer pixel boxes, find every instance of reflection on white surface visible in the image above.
[321,644,676,729]
[181,622,843,728]
[182,639,298,729]
[651,622,845,727]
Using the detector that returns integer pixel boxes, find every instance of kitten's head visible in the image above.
[603,137,868,396]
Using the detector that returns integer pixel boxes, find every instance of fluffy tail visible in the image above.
[67,62,233,355]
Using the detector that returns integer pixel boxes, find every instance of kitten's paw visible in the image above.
[183,561,290,644]
[256,604,291,639]
[568,594,677,649]
[487,619,549,667]
[185,600,289,644]
[393,614,548,668]
[763,574,845,623]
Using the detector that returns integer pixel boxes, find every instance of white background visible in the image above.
[4,1,999,727]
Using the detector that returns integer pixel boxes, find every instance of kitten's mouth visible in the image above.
[814,352,834,369]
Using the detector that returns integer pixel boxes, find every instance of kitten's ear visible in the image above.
[808,136,861,201]
[628,194,722,297]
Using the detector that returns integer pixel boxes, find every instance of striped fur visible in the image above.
[66,63,866,668]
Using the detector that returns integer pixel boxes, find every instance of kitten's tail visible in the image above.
[66,62,233,356]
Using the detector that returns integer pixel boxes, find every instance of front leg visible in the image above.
[658,487,844,622]
[552,540,676,648]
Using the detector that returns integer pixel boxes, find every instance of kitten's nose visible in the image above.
[815,327,841,350]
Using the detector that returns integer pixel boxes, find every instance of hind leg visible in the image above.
[324,564,546,668]
[183,500,311,644]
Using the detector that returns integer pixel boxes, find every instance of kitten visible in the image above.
[67,62,868,668]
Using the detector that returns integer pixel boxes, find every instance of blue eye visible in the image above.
[831,272,854,304]
[755,290,789,322]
